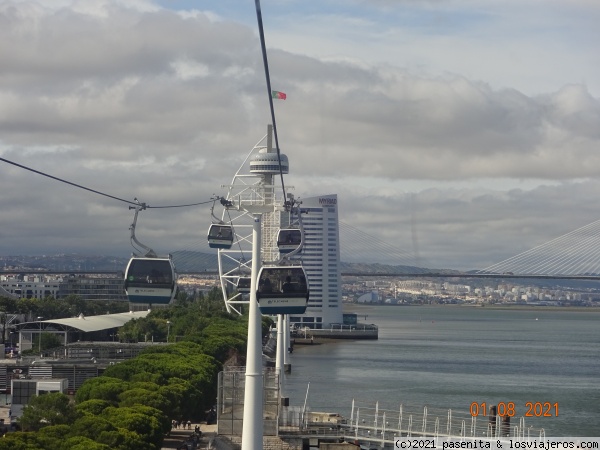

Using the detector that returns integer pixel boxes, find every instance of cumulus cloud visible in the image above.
[0,0,599,270]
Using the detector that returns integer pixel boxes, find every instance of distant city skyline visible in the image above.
[1,1,599,270]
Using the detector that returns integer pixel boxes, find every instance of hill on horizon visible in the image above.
[0,252,445,275]
[3,253,598,290]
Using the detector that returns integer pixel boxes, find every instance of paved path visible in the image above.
[161,423,217,450]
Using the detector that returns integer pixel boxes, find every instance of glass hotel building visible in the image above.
[289,194,343,329]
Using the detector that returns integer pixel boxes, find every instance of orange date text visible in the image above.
[469,402,559,417]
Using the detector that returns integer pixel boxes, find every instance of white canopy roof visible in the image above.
[20,310,150,333]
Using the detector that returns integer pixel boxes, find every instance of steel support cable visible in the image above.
[518,227,600,274]
[554,230,600,274]
[339,221,429,268]
[340,232,416,265]
[581,230,600,274]
[1,156,213,209]
[537,231,600,274]
[567,233,600,274]
[340,233,415,266]
[480,220,600,273]
[254,0,287,204]
[484,245,556,274]
[487,245,565,274]
[521,234,586,274]
[521,236,592,274]
[339,222,407,259]
[480,218,600,274]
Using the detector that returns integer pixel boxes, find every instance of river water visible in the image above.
[282,305,600,437]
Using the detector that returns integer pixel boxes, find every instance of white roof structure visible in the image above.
[0,284,18,299]
[20,310,151,333]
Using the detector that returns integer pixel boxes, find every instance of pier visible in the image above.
[216,373,548,449]
[292,324,379,343]
[277,401,546,448]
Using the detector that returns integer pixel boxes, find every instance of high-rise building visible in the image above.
[289,194,343,329]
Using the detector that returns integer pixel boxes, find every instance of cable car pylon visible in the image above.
[210,124,308,449]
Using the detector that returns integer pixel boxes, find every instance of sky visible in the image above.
[1,0,599,271]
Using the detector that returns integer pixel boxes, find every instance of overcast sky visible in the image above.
[1,0,599,271]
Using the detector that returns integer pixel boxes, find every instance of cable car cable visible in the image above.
[254,0,287,204]
[147,200,214,209]
[1,156,213,209]
[1,156,137,206]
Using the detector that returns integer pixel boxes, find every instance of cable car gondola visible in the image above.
[124,256,177,305]
[124,201,178,306]
[256,266,308,315]
[276,228,302,254]
[207,224,234,249]
[237,276,251,294]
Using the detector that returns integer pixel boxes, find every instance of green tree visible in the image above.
[82,300,129,316]
[196,334,245,362]
[96,429,147,450]
[64,294,87,316]
[15,297,39,318]
[76,399,113,416]
[62,436,111,450]
[0,432,40,450]
[0,297,18,344]
[158,381,186,409]
[36,424,71,450]
[118,388,171,415]
[18,392,79,432]
[101,342,221,419]
[41,332,62,351]
[117,317,162,343]
[128,371,161,384]
[37,296,72,319]
[36,424,71,441]
[160,378,200,421]
[20,331,63,356]
[102,406,164,450]
[68,415,116,442]
[1,295,272,446]
[75,377,129,404]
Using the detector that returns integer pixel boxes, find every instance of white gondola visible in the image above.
[124,256,177,305]
[256,266,308,315]
[207,223,234,249]
[276,228,302,254]
[237,276,251,294]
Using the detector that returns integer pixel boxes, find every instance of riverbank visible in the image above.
[343,303,598,312]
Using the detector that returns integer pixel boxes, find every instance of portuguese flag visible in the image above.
[271,90,287,100]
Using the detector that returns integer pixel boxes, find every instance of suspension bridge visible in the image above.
[158,217,600,280]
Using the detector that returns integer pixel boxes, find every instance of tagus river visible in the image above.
[283,305,600,437]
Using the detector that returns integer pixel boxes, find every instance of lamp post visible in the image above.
[36,316,43,353]
[166,320,171,342]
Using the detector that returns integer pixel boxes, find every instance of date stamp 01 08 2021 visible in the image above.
[469,402,559,418]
